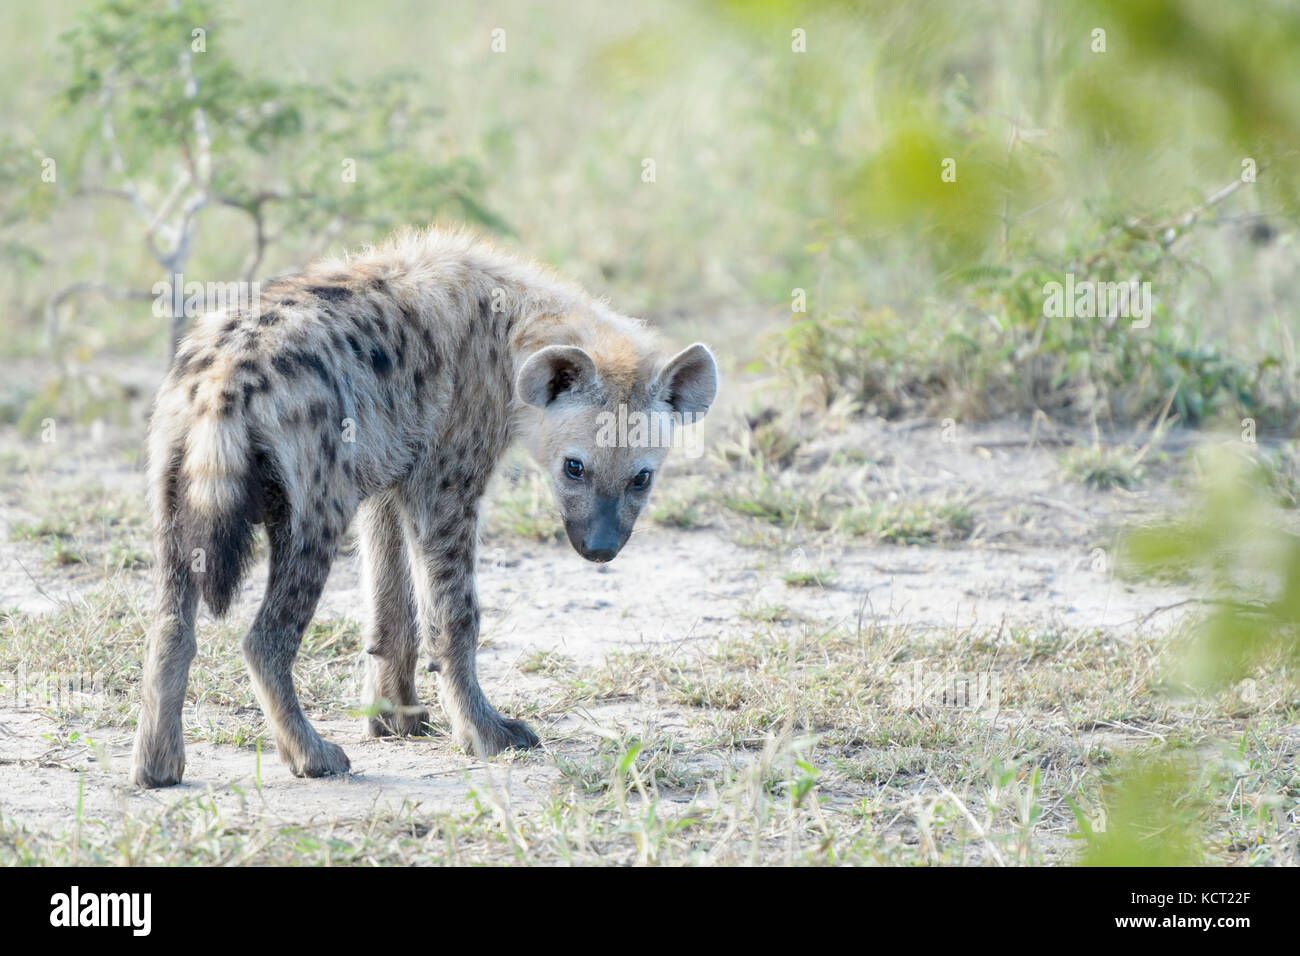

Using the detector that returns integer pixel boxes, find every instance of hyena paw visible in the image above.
[131,729,186,788]
[365,705,433,738]
[285,738,352,778]
[459,715,540,757]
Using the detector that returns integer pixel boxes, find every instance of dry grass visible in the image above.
[0,417,1295,866]
[0,575,1294,866]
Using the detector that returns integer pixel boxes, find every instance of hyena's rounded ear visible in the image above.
[656,343,718,419]
[516,345,599,408]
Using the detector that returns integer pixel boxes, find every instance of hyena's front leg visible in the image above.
[402,494,539,756]
[358,492,430,737]
[132,556,199,788]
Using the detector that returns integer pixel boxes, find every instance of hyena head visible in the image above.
[517,340,717,562]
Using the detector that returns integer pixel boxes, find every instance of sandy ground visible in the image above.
[0,401,1206,844]
[0,318,1227,856]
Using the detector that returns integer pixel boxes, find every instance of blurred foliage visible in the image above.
[1083,450,1300,865]
[709,0,1300,428]
[1067,0,1300,214]
[0,135,54,273]
[52,0,505,235]
[0,0,1296,432]
[0,0,503,361]
[1124,450,1300,689]
[709,0,1298,263]
[774,204,1290,425]
[1075,753,1207,866]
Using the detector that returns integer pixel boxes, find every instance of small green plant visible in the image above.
[782,568,835,588]
[844,499,975,544]
[483,466,564,543]
[721,461,838,531]
[740,604,791,623]
[47,538,87,566]
[517,649,574,676]
[714,408,808,473]
[1063,445,1146,491]
[650,481,710,530]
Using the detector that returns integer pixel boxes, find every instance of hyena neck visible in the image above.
[360,227,661,434]
[510,308,654,367]
[375,227,657,384]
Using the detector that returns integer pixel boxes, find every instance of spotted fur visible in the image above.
[131,227,718,787]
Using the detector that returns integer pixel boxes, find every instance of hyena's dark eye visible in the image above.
[630,469,653,490]
[564,458,585,480]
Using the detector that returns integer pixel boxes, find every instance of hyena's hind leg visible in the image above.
[243,496,352,778]
[359,492,430,737]
[131,548,200,788]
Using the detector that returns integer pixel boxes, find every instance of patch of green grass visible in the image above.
[1256,443,1300,509]
[769,220,1298,431]
[721,466,839,531]
[7,484,151,573]
[555,734,701,794]
[9,517,76,543]
[1063,445,1146,491]
[781,568,835,588]
[722,482,813,527]
[0,588,368,725]
[828,446,890,468]
[652,500,705,529]
[482,465,564,544]
[517,648,574,676]
[650,481,711,530]
[740,603,791,623]
[47,537,87,566]
[844,499,976,544]
[555,649,667,705]
[13,374,134,435]
[714,409,808,473]
[194,718,267,749]
[718,448,975,546]
[650,486,712,530]
[103,542,150,571]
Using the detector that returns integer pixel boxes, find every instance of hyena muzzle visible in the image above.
[131,228,718,787]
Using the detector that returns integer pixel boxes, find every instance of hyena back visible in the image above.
[132,228,717,787]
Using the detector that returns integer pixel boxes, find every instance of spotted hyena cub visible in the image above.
[132,228,718,788]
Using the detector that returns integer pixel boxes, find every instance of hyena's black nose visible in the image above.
[579,527,620,563]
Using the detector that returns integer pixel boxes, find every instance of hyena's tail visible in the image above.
[151,395,265,618]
